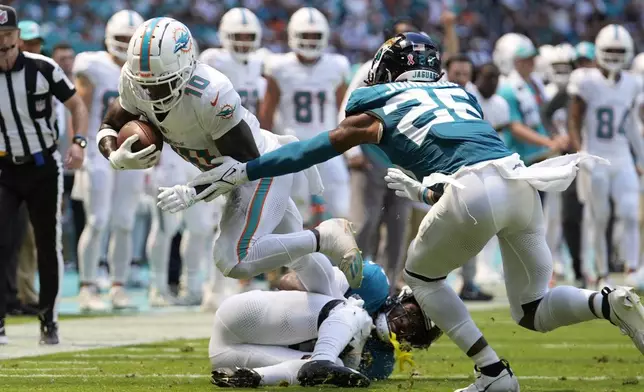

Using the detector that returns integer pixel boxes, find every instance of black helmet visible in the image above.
[373,290,443,350]
[367,32,443,85]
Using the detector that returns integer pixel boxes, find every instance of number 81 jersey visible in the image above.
[72,51,121,146]
[567,67,642,162]
[265,52,350,139]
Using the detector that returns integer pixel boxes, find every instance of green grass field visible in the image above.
[1,308,642,392]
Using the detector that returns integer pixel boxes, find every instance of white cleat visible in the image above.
[109,286,136,310]
[79,286,108,312]
[148,287,177,307]
[455,361,519,392]
[604,286,644,354]
[175,291,202,307]
[315,218,363,289]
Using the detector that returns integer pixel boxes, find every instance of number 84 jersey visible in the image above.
[265,52,350,140]
[567,67,642,163]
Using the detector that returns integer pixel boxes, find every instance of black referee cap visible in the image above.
[0,5,18,31]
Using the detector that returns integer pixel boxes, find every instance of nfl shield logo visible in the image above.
[407,53,415,66]
[0,11,7,25]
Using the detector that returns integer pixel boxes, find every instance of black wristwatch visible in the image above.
[72,135,87,149]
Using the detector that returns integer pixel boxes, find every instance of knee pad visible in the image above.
[516,297,543,332]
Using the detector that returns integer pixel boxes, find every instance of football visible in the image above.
[117,120,163,153]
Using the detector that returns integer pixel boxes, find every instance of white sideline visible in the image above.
[0,312,213,360]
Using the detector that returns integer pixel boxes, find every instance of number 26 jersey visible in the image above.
[265,52,350,140]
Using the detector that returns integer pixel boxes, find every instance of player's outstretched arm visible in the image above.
[96,99,140,159]
[187,113,382,199]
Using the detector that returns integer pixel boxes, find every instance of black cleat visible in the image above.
[211,367,262,388]
[297,360,370,388]
[39,321,59,345]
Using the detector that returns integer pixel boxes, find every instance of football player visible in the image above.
[96,18,363,303]
[209,287,440,387]
[199,8,266,116]
[146,146,222,306]
[193,32,644,391]
[259,7,352,219]
[568,24,644,288]
[72,10,144,311]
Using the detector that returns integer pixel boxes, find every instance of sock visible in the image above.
[108,228,132,285]
[145,211,180,292]
[310,304,361,363]
[534,286,603,332]
[289,253,343,297]
[621,216,640,271]
[255,359,307,386]
[406,275,499,368]
[180,231,207,295]
[228,231,317,279]
[77,224,103,284]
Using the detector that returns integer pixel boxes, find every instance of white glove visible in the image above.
[345,295,365,309]
[108,134,160,170]
[384,168,425,202]
[157,184,197,213]
[187,156,249,201]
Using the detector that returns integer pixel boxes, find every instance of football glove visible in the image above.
[384,168,425,202]
[157,184,197,213]
[108,134,160,170]
[188,156,249,201]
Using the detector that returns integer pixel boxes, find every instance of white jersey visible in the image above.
[466,84,511,130]
[72,51,121,144]
[568,68,643,163]
[119,62,280,172]
[265,52,350,140]
[198,49,266,115]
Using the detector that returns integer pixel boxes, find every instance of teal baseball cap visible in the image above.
[575,41,595,61]
[18,20,43,42]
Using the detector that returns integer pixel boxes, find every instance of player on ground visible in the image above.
[188,32,644,391]
[96,18,363,300]
[199,7,266,116]
[259,7,351,218]
[209,276,440,387]
[568,24,644,288]
[72,10,144,311]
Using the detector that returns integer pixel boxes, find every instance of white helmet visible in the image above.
[547,44,575,87]
[105,10,144,62]
[124,17,196,113]
[219,7,262,62]
[595,24,634,73]
[534,45,555,83]
[493,33,523,75]
[631,53,644,74]
[287,7,329,60]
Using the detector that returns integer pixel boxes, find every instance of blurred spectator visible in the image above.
[8,1,644,65]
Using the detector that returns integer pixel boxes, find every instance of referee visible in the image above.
[0,6,88,345]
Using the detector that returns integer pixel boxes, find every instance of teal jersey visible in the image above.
[345,81,511,181]
[497,83,550,164]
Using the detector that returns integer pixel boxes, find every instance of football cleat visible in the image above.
[0,318,8,345]
[604,286,644,354]
[109,286,136,310]
[211,367,262,388]
[455,360,519,392]
[315,219,363,289]
[79,286,108,312]
[39,321,59,345]
[297,360,370,388]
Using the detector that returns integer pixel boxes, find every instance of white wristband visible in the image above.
[96,128,118,149]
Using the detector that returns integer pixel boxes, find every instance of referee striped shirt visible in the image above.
[0,51,76,157]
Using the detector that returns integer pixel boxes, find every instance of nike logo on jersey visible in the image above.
[210,91,220,107]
